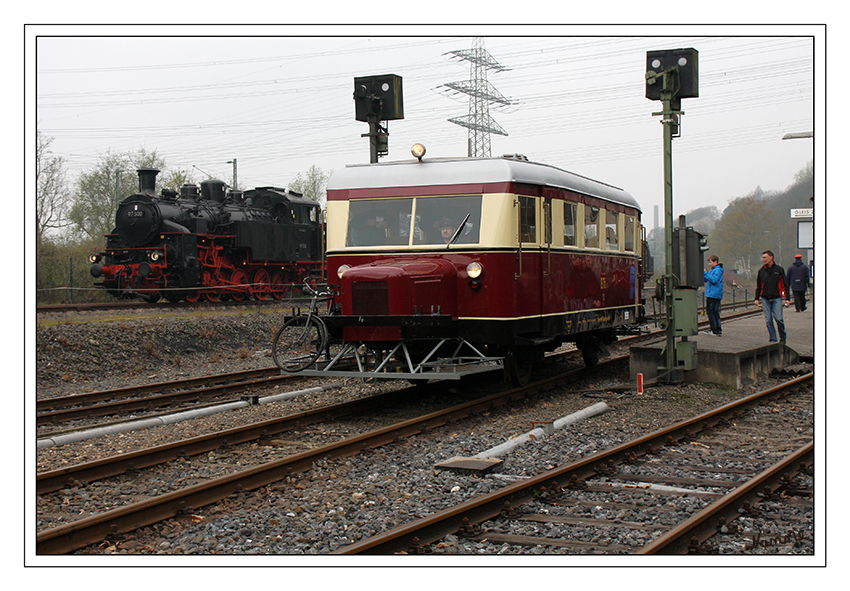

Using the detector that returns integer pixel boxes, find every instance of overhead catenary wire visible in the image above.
[36,35,814,193]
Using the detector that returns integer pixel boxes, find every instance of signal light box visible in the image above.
[645,48,699,100]
[354,74,404,122]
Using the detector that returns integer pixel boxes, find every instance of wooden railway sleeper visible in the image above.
[716,516,738,535]
[740,499,762,517]
[597,459,617,476]
[106,524,127,543]
[687,536,712,555]
[539,484,562,502]
[501,501,521,519]
[457,517,481,537]
[407,537,432,554]
[565,474,587,490]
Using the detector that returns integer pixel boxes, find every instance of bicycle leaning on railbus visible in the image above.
[272,282,337,372]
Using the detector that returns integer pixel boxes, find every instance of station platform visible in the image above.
[629,305,814,389]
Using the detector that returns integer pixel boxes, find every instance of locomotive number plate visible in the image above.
[126,211,145,217]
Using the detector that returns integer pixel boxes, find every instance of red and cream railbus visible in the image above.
[306,147,647,384]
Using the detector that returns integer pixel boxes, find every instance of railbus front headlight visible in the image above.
[466,262,483,279]
[466,261,484,291]
[337,264,351,279]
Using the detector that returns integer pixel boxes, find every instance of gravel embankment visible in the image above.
[34,308,813,556]
[36,308,289,398]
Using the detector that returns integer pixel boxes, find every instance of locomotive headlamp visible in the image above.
[466,262,483,279]
[337,264,351,279]
[150,251,164,262]
[411,143,426,162]
[88,253,101,264]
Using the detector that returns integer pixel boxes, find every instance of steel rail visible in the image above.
[36,360,595,554]
[37,367,280,413]
[636,441,814,554]
[37,383,421,495]
[36,373,301,426]
[333,373,813,554]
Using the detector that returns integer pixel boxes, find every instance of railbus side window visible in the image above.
[605,209,619,250]
[519,196,536,243]
[584,205,599,248]
[624,214,635,252]
[563,202,577,246]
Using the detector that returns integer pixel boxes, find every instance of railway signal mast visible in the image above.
[353,74,405,163]
[645,48,700,383]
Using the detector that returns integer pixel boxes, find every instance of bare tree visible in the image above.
[67,148,165,241]
[288,165,331,209]
[36,131,71,246]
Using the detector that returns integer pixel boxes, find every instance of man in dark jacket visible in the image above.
[787,254,810,312]
[754,249,791,343]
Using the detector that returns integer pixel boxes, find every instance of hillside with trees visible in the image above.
[647,160,813,287]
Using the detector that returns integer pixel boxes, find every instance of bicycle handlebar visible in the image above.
[302,282,337,298]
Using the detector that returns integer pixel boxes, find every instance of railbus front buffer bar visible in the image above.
[280,338,503,381]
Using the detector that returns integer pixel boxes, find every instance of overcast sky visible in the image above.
[34,25,820,227]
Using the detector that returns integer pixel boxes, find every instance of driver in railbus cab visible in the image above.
[436,218,456,243]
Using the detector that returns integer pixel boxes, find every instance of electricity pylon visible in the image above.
[441,38,516,157]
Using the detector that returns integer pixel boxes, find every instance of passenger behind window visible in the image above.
[349,214,387,246]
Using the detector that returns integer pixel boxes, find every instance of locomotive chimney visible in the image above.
[137,168,160,196]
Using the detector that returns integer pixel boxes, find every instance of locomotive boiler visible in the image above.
[89,168,324,302]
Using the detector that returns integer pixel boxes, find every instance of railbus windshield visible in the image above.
[346,195,482,247]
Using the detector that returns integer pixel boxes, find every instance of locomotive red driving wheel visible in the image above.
[270,271,289,300]
[230,269,248,302]
[250,269,271,300]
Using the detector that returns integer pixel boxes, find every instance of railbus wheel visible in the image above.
[272,315,327,372]
[504,347,535,387]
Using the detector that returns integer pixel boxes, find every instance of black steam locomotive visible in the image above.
[89,168,324,302]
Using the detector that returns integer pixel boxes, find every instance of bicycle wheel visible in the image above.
[272,315,327,371]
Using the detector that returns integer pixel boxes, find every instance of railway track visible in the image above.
[35,352,811,555]
[35,355,625,554]
[333,373,813,555]
[36,367,296,428]
[36,297,311,315]
[37,307,764,432]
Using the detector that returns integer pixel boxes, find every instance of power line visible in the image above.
[440,37,517,157]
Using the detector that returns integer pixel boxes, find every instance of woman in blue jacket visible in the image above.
[703,255,724,336]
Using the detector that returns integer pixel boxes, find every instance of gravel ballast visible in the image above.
[34,307,814,556]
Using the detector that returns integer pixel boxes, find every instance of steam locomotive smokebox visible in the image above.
[354,74,404,121]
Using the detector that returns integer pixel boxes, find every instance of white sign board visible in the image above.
[791,208,813,218]
[797,220,813,249]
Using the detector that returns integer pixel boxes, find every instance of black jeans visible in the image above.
[706,297,722,334]
[793,290,807,311]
